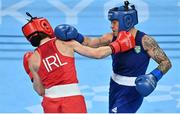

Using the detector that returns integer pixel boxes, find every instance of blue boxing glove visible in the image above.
[54,24,84,43]
[135,68,163,97]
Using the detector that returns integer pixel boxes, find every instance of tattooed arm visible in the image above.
[142,35,172,74]
[135,35,172,97]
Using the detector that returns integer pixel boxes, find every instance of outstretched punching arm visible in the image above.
[54,24,113,48]
[64,31,135,59]
[82,33,113,48]
[65,40,112,59]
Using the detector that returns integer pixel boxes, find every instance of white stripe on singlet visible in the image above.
[112,73,137,86]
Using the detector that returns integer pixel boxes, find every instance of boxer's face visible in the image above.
[111,20,119,37]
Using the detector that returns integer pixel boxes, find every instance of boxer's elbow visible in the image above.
[33,84,45,96]
[38,91,45,96]
[167,59,172,70]
[164,58,172,71]
[35,87,45,96]
[159,59,172,74]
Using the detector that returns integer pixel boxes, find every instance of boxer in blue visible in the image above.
[55,1,172,113]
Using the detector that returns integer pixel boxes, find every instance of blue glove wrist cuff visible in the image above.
[150,68,163,81]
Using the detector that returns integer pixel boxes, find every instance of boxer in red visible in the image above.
[22,12,135,113]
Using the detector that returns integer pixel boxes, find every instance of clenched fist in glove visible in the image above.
[109,31,135,54]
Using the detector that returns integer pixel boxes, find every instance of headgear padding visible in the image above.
[108,1,138,31]
[22,12,54,41]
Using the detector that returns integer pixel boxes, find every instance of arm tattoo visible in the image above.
[142,36,172,74]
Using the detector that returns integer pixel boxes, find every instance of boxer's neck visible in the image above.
[40,37,51,46]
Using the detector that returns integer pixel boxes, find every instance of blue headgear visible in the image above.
[108,1,138,31]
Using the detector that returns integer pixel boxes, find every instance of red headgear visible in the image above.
[22,12,54,41]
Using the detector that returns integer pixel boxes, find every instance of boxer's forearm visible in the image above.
[83,37,103,47]
[142,35,172,74]
[72,40,112,59]
[83,35,112,48]
[155,50,172,74]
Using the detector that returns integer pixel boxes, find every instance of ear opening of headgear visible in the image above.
[22,12,54,45]
[108,1,138,32]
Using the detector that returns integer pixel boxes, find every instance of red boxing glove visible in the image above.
[23,51,33,81]
[109,31,135,54]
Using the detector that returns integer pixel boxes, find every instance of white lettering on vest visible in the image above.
[43,53,68,72]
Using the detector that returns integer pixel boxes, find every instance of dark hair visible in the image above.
[29,32,49,47]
